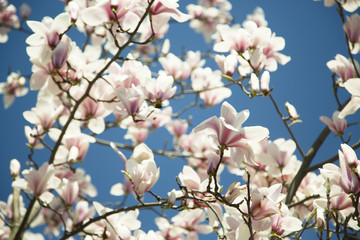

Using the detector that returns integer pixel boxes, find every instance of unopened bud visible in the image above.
[260,71,270,94]
[68,1,79,21]
[10,159,21,178]
[20,3,31,19]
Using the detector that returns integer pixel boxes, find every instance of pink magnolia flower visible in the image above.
[214,27,252,53]
[243,7,268,28]
[339,78,360,118]
[72,200,95,226]
[241,183,284,232]
[144,74,177,108]
[215,53,238,76]
[0,72,28,109]
[23,98,63,131]
[24,125,44,149]
[194,101,269,150]
[166,119,188,138]
[12,162,61,199]
[344,13,360,54]
[339,146,360,194]
[115,85,146,118]
[150,0,191,23]
[26,12,71,48]
[57,179,79,207]
[0,2,20,43]
[159,53,191,80]
[320,110,347,136]
[327,54,359,84]
[171,209,213,238]
[80,0,140,31]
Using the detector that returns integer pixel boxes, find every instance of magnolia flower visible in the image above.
[159,53,191,80]
[23,98,63,131]
[339,78,360,118]
[12,162,61,202]
[215,54,238,76]
[326,54,359,84]
[194,101,269,152]
[320,110,347,136]
[343,13,360,54]
[150,0,191,23]
[26,12,71,48]
[125,144,160,196]
[145,74,177,108]
[0,72,28,108]
[214,27,252,53]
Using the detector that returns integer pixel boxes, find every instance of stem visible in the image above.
[269,94,305,158]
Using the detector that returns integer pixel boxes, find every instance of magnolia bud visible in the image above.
[10,159,20,178]
[285,101,299,120]
[68,2,80,21]
[249,73,259,96]
[260,71,270,94]
[52,41,69,69]
[20,3,31,19]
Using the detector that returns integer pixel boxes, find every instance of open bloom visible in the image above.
[125,143,160,196]
[194,101,269,150]
[339,78,360,118]
[320,110,347,136]
[12,162,61,201]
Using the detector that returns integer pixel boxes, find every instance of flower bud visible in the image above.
[260,71,270,94]
[20,3,31,19]
[285,101,299,120]
[10,159,20,178]
[52,41,69,69]
[68,1,80,21]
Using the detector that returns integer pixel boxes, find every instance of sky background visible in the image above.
[0,0,359,239]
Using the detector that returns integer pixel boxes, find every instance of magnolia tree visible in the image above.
[0,0,360,239]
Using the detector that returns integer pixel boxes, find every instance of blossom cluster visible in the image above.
[0,0,359,240]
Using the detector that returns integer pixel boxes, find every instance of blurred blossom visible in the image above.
[19,3,31,19]
[0,72,28,108]
[320,110,347,136]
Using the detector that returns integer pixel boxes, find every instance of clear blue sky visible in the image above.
[0,0,358,239]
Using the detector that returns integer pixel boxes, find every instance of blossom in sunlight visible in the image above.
[0,1,20,43]
[144,73,177,108]
[241,183,284,232]
[150,0,191,23]
[0,72,28,109]
[194,101,268,152]
[26,12,71,48]
[12,162,61,202]
[320,110,347,136]
[339,78,360,118]
[171,209,212,239]
[327,54,360,84]
[343,13,360,54]
[159,53,191,80]
[314,0,360,12]
[23,98,63,131]
[125,143,160,196]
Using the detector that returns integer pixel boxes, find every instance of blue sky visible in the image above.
[0,0,359,239]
